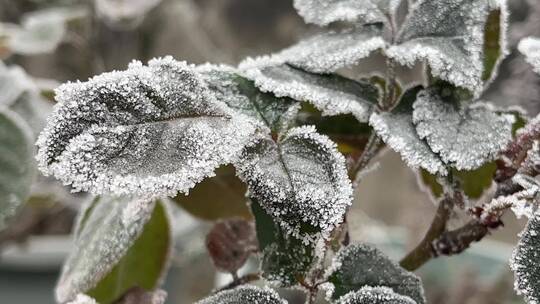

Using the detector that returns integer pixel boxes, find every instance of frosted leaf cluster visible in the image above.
[196,285,286,304]
[412,88,514,171]
[511,210,540,304]
[293,0,397,26]
[0,109,35,231]
[36,57,258,197]
[337,287,417,304]
[371,86,513,175]
[55,197,157,303]
[387,0,508,95]
[327,243,426,304]
[369,87,447,175]
[236,126,353,242]
[240,57,379,123]
[519,37,540,75]
[0,7,86,55]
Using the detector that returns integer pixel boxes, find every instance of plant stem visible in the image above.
[399,197,454,271]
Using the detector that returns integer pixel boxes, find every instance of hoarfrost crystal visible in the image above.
[337,287,417,304]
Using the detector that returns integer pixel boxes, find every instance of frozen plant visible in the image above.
[4,0,540,303]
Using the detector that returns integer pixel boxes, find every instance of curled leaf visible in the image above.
[36,57,257,197]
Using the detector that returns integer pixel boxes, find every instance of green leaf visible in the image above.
[482,6,507,82]
[511,210,540,304]
[336,287,416,304]
[236,126,353,241]
[196,285,286,304]
[56,197,172,304]
[240,60,380,123]
[250,199,316,287]
[197,64,299,133]
[173,165,251,221]
[0,109,35,231]
[327,243,426,304]
[419,162,497,200]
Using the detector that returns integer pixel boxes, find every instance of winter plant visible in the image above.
[4,0,540,303]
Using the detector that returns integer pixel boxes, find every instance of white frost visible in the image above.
[518,37,540,75]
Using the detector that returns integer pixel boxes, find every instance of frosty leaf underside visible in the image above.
[240,57,380,123]
[327,243,426,304]
[56,196,171,304]
[37,57,257,197]
[236,126,352,241]
[196,286,286,304]
[0,109,35,231]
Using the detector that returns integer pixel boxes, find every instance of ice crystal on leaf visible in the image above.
[196,285,287,304]
[0,109,35,231]
[412,87,514,171]
[511,210,540,304]
[369,87,447,176]
[387,0,507,95]
[196,64,299,133]
[240,57,379,123]
[277,26,386,74]
[337,287,417,304]
[56,196,171,303]
[66,294,98,304]
[327,243,426,304]
[235,126,353,242]
[36,57,258,197]
[519,37,540,75]
[293,0,399,26]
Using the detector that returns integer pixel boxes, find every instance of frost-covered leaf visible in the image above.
[412,87,513,171]
[275,25,385,74]
[369,86,447,175]
[196,285,287,304]
[327,243,426,304]
[387,0,506,95]
[0,7,86,55]
[251,199,316,287]
[206,218,258,274]
[0,109,35,231]
[36,57,257,197]
[511,210,540,304]
[236,126,352,242]
[67,294,98,304]
[0,62,53,135]
[518,37,540,75]
[56,197,172,304]
[173,165,251,221]
[293,0,399,26]
[95,0,162,30]
[197,64,299,133]
[336,287,416,304]
[240,58,379,123]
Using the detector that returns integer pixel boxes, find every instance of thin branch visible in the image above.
[399,197,454,271]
